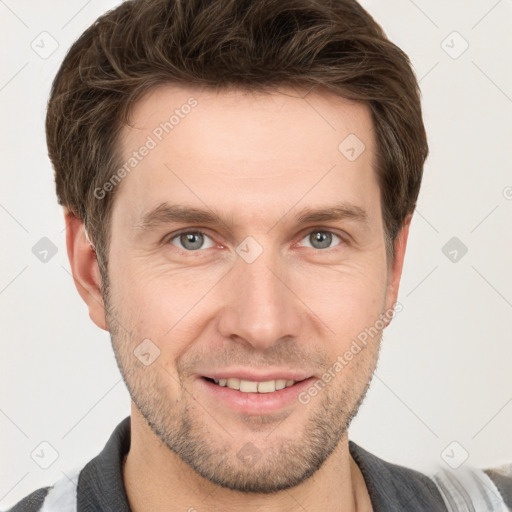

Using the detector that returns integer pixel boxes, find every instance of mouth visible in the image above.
[201,376,307,394]
[197,375,316,415]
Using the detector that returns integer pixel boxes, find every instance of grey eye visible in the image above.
[170,231,215,251]
[301,231,341,250]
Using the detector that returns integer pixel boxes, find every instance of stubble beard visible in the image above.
[103,288,380,494]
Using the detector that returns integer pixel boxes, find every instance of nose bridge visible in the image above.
[217,240,302,348]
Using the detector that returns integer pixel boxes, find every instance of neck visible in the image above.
[123,409,372,512]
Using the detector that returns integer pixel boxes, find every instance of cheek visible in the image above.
[110,246,388,356]
[292,260,388,335]
[110,262,224,350]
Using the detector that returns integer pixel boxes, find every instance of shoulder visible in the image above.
[430,463,512,511]
[350,441,512,511]
[5,486,51,512]
[349,441,447,511]
[4,416,132,512]
[484,462,512,509]
[5,467,81,512]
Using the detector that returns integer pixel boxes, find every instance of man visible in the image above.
[8,0,511,510]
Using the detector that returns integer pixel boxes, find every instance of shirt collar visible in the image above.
[349,440,446,511]
[77,415,132,512]
[76,415,445,512]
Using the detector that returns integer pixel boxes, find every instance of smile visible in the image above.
[204,377,301,393]
[198,376,316,415]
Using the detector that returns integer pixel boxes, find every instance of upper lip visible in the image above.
[200,369,314,382]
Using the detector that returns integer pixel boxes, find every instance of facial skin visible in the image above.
[66,84,410,512]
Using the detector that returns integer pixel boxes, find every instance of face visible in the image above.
[98,84,404,493]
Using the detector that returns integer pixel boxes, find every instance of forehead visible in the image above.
[112,84,379,232]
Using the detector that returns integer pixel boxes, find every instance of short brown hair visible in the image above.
[46,0,427,283]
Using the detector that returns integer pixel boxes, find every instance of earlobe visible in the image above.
[64,209,108,331]
[384,213,412,325]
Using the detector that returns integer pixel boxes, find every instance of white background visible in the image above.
[1,0,511,509]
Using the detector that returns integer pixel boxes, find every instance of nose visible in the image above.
[216,245,303,351]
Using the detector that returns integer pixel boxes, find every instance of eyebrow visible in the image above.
[134,201,370,232]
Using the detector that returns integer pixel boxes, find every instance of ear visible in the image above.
[383,213,412,325]
[64,208,108,331]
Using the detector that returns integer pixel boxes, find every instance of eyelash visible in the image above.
[164,228,347,254]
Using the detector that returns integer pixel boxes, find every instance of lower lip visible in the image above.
[196,377,316,415]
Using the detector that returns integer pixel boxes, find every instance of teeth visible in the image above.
[275,379,287,390]
[257,380,276,393]
[212,377,297,393]
[240,380,258,392]
[227,378,240,390]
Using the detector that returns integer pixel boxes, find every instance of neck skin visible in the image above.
[122,406,373,512]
